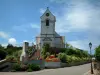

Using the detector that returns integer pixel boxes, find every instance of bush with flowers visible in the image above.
[45,55,60,62]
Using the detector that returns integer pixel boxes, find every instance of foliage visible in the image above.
[66,55,89,63]
[65,48,89,58]
[46,52,50,57]
[41,44,50,59]
[27,68,33,72]
[27,46,34,56]
[6,55,16,61]
[45,55,60,62]
[20,65,28,71]
[12,63,21,71]
[95,45,100,61]
[6,44,22,55]
[0,44,7,60]
[13,50,22,58]
[58,53,67,63]
[27,64,40,71]
[0,49,7,60]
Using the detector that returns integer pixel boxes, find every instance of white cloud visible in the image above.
[8,38,17,45]
[51,0,100,50]
[55,1,92,33]
[40,8,45,14]
[2,43,8,48]
[23,40,29,42]
[0,31,9,39]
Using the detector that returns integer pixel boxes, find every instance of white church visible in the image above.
[20,7,66,63]
[36,7,65,49]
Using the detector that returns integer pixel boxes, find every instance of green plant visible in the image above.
[58,53,67,63]
[6,55,16,61]
[0,49,7,60]
[66,55,72,63]
[20,65,28,71]
[27,64,40,71]
[12,63,21,71]
[95,45,100,61]
[27,68,33,72]
[41,44,50,59]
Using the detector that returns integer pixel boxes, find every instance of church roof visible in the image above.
[55,32,61,37]
[40,7,56,19]
[36,34,40,37]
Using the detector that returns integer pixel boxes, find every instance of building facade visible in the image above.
[36,7,65,49]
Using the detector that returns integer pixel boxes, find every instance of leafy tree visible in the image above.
[0,49,7,60]
[5,44,22,55]
[7,44,14,49]
[0,44,7,60]
[95,45,100,61]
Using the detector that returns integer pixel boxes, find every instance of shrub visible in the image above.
[27,68,33,72]
[66,55,72,63]
[95,45,100,61]
[66,55,89,63]
[58,53,67,63]
[6,55,16,61]
[12,63,21,71]
[27,64,40,71]
[20,64,28,71]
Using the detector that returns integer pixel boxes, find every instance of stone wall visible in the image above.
[45,61,90,68]
[93,61,100,75]
[0,59,14,72]
[45,62,61,68]
[28,60,45,69]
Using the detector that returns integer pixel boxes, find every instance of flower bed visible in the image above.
[45,55,61,68]
[45,55,60,62]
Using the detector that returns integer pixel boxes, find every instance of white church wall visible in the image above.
[54,38,62,48]
[36,8,65,49]
[41,22,54,34]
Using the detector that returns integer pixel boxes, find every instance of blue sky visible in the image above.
[0,0,100,53]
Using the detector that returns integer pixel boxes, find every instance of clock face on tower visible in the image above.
[46,13,49,16]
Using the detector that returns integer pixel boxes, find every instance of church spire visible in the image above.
[47,7,49,9]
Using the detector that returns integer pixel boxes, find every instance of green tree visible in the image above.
[0,49,7,60]
[0,44,7,60]
[95,45,100,61]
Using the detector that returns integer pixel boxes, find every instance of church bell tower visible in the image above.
[40,7,56,47]
[40,7,56,35]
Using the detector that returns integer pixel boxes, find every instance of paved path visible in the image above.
[0,63,90,75]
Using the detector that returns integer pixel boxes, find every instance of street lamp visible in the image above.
[89,42,94,74]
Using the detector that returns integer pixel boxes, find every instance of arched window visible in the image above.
[46,19,49,26]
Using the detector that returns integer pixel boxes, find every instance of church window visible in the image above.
[46,19,49,26]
